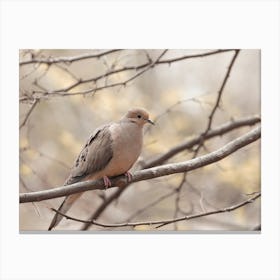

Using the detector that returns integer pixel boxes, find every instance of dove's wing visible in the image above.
[64,124,114,185]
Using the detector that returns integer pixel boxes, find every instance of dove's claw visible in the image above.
[103,176,112,189]
[124,171,133,182]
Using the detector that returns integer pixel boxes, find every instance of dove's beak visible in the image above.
[146,119,155,125]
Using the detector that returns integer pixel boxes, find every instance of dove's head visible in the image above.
[122,108,154,127]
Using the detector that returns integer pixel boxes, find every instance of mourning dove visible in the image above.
[48,108,154,230]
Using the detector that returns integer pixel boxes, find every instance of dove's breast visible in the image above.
[96,122,143,178]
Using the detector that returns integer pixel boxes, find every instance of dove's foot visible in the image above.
[103,176,112,189]
[124,171,133,182]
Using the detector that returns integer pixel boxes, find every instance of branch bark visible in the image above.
[19,126,261,204]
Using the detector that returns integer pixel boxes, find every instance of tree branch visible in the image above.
[143,115,260,169]
[49,192,260,229]
[19,126,261,204]
[193,49,240,156]
[19,99,39,129]
[19,49,238,102]
[19,49,122,66]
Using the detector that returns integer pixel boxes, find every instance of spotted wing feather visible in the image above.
[64,124,113,185]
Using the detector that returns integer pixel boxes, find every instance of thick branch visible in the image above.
[19,126,261,203]
[50,192,260,229]
[143,115,260,169]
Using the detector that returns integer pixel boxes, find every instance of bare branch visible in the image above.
[206,50,240,130]
[19,99,39,129]
[118,49,168,86]
[52,50,233,93]
[50,192,260,229]
[143,115,260,169]
[173,173,188,227]
[193,49,240,157]
[19,49,122,66]
[19,126,261,203]
[19,49,238,102]
[156,49,237,65]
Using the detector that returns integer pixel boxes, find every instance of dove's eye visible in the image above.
[137,115,142,119]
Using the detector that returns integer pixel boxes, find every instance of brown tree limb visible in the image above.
[50,192,260,229]
[19,126,261,204]
[143,115,260,169]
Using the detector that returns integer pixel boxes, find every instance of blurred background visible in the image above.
[19,49,260,231]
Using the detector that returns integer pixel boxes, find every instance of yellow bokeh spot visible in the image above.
[234,207,246,224]
[213,151,260,192]
[134,225,152,231]
[20,137,29,149]
[59,130,81,154]
[26,149,37,160]
[47,66,76,89]
[161,88,182,105]
[20,164,32,176]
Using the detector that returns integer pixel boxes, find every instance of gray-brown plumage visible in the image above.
[48,108,154,230]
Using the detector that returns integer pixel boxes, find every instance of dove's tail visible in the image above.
[48,193,82,231]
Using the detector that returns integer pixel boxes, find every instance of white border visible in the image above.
[1,1,279,279]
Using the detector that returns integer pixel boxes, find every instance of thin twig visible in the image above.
[172,173,187,229]
[19,99,39,129]
[19,49,122,66]
[124,188,177,223]
[193,49,240,157]
[20,49,237,102]
[48,50,233,94]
